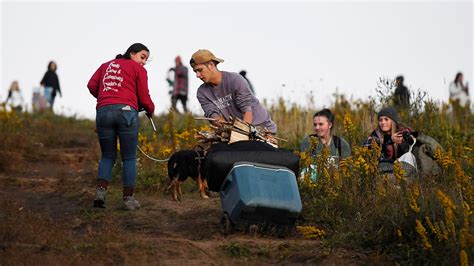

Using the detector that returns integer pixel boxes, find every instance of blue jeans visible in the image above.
[44,87,53,103]
[44,87,56,109]
[96,104,139,187]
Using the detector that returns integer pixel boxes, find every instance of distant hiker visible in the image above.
[449,72,470,108]
[40,61,62,111]
[32,87,48,112]
[300,108,351,162]
[190,49,276,133]
[239,70,255,95]
[87,43,155,211]
[6,80,24,113]
[393,75,410,109]
[363,107,413,164]
[167,56,189,113]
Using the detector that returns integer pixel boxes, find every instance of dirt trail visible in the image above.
[0,133,370,265]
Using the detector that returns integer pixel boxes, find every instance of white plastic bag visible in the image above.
[397,136,417,171]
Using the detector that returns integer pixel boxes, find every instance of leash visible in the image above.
[136,115,170,163]
[137,145,169,163]
[195,150,203,176]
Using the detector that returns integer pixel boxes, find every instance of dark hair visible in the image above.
[454,72,463,85]
[48,61,56,71]
[313,108,335,124]
[396,75,404,84]
[203,61,216,67]
[116,43,149,59]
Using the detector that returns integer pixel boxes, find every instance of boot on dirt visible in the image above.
[123,195,140,210]
[93,187,107,208]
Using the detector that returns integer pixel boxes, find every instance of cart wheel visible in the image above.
[219,213,233,235]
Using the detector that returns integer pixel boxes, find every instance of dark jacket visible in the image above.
[394,85,410,108]
[363,128,411,163]
[41,70,61,97]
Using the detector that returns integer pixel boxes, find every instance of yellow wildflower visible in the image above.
[397,229,402,239]
[459,250,468,266]
[297,226,326,239]
[415,219,432,250]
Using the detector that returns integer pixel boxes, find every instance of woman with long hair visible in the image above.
[363,106,412,163]
[6,80,24,113]
[87,43,155,210]
[449,72,470,108]
[40,61,61,110]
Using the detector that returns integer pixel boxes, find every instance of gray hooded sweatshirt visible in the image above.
[196,71,277,133]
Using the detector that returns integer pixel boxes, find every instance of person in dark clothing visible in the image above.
[393,75,410,109]
[168,56,189,113]
[363,106,413,163]
[239,70,255,95]
[40,61,62,110]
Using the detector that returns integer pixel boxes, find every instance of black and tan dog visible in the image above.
[167,147,209,201]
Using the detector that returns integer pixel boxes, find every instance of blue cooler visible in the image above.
[219,162,302,234]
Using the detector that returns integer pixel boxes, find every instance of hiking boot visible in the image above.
[123,195,140,211]
[93,187,107,208]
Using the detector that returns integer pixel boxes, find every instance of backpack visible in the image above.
[412,133,444,178]
[308,134,343,157]
[333,135,342,157]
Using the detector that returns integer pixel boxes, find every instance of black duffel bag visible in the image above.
[203,141,300,192]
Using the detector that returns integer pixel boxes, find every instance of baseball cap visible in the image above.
[190,49,224,67]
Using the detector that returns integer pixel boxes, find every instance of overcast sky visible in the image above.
[1,1,472,119]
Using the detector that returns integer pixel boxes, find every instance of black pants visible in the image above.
[171,95,188,113]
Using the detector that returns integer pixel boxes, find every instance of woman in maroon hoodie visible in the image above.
[88,43,155,210]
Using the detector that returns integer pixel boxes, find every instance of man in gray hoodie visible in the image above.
[190,49,277,133]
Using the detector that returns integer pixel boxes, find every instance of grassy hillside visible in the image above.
[0,90,472,264]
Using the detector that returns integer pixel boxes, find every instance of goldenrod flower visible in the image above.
[397,229,402,239]
[415,219,432,250]
[297,225,326,239]
[459,250,468,266]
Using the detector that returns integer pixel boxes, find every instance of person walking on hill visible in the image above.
[449,72,470,108]
[6,80,24,113]
[239,70,255,95]
[87,43,155,210]
[40,61,62,111]
[190,49,276,133]
[168,56,189,113]
[393,75,410,110]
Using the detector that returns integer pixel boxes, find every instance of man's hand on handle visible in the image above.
[210,114,226,127]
